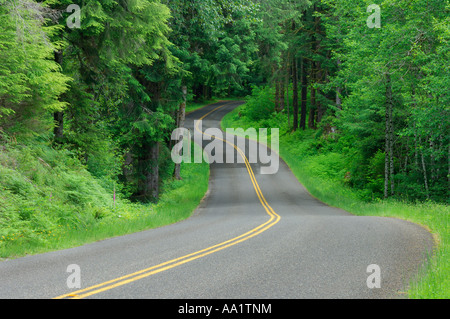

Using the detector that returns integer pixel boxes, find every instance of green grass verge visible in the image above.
[222,104,449,299]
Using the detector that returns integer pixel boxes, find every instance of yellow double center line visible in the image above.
[54,101,281,299]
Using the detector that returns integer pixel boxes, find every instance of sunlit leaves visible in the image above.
[0,1,70,121]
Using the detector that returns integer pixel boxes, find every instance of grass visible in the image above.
[222,104,449,299]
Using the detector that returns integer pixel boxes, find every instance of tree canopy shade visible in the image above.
[0,0,448,204]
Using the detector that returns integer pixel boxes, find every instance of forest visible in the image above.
[1,0,448,203]
[0,0,448,296]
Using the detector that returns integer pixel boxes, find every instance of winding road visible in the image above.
[0,101,434,299]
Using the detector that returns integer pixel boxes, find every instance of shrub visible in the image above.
[241,86,276,121]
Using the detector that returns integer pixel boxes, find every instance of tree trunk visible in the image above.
[384,73,394,198]
[275,79,280,112]
[308,5,318,129]
[286,57,291,129]
[308,55,317,129]
[308,74,316,130]
[203,85,209,101]
[389,126,395,197]
[147,142,160,201]
[300,58,308,130]
[448,144,450,192]
[420,138,430,200]
[430,139,435,182]
[279,77,285,113]
[123,151,134,184]
[314,9,324,125]
[412,87,420,179]
[316,67,324,124]
[53,111,64,143]
[292,58,299,131]
[336,59,342,111]
[53,49,64,144]
[173,86,187,180]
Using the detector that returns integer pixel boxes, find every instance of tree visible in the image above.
[40,0,176,201]
[0,0,70,133]
[321,0,449,201]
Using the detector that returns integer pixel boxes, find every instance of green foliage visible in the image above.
[0,0,70,125]
[238,62,448,203]
[165,0,260,100]
[0,139,113,254]
[241,86,276,121]
[0,138,209,259]
[319,0,450,202]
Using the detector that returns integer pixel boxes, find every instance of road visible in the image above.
[0,101,434,299]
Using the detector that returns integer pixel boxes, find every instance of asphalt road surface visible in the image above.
[0,101,434,299]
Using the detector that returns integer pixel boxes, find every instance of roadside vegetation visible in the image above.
[0,107,209,260]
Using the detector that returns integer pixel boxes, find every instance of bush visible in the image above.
[0,139,114,253]
[241,86,276,121]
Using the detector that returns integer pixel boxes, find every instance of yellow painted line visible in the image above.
[54,101,280,299]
